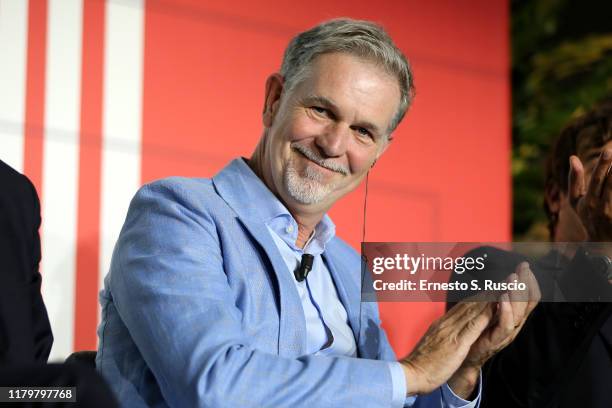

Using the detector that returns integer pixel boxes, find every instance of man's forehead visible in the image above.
[307,52,396,86]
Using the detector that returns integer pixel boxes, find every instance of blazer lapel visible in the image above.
[212,159,307,357]
[238,217,307,357]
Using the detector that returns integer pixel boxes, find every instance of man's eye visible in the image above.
[311,106,327,115]
[356,127,372,138]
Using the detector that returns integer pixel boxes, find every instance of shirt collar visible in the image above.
[232,158,336,255]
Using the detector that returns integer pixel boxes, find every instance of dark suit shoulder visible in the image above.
[0,159,38,209]
[0,160,51,363]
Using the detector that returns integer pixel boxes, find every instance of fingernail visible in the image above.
[604,150,612,160]
[521,261,530,272]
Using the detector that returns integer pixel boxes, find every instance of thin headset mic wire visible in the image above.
[357,170,370,350]
[362,171,369,245]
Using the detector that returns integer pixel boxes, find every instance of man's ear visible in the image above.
[372,137,392,166]
[263,73,284,128]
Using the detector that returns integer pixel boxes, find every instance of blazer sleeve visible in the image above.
[0,167,53,364]
[109,181,408,408]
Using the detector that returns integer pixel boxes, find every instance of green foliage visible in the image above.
[512,0,612,239]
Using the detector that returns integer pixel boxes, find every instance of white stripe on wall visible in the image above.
[0,0,29,172]
[99,0,144,308]
[41,0,83,362]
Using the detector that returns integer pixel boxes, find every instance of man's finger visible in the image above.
[491,293,515,343]
[526,263,541,313]
[444,300,490,328]
[587,149,612,199]
[507,268,528,325]
[568,155,586,209]
[457,303,494,345]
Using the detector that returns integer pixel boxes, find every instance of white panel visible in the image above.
[0,0,29,172]
[41,0,83,362]
[99,0,144,309]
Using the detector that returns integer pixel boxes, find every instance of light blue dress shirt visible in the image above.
[236,159,479,407]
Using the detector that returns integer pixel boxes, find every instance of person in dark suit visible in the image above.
[0,159,118,407]
[449,99,612,407]
[0,159,53,364]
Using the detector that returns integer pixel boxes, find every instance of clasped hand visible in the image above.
[400,262,541,399]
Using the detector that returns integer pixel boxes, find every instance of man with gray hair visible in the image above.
[97,19,537,407]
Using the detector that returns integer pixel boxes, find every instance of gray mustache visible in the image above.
[292,144,349,176]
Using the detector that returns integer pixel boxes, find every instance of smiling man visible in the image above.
[97,19,537,407]
[248,51,397,245]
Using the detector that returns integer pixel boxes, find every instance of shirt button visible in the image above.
[286,224,294,233]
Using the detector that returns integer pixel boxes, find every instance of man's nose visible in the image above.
[315,123,349,157]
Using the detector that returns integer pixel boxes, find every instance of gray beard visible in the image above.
[283,158,337,205]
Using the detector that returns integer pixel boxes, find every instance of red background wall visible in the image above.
[1,0,508,359]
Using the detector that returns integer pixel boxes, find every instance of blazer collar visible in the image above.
[212,157,283,223]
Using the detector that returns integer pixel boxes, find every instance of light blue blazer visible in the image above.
[97,159,446,407]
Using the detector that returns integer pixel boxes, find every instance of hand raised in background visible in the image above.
[568,149,612,243]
